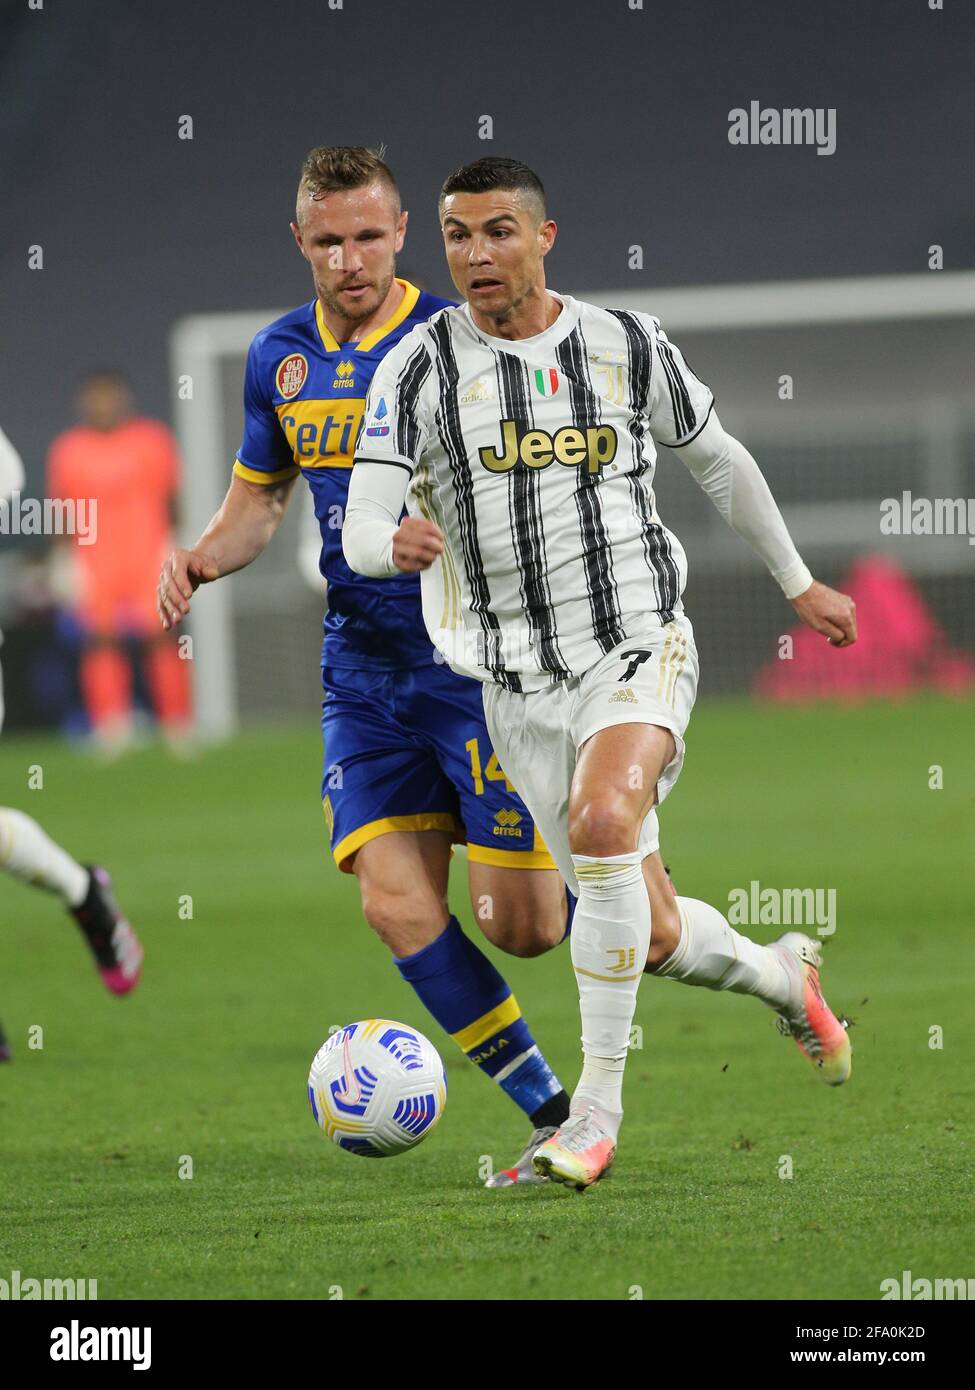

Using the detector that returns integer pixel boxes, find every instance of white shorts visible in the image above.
[481,616,698,896]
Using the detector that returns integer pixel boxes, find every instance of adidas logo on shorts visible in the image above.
[609,687,638,703]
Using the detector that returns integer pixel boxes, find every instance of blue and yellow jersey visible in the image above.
[235,279,454,669]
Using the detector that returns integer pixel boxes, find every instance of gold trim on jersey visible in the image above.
[672,634,689,704]
[315,300,341,355]
[233,458,301,485]
[355,279,421,352]
[412,469,462,634]
[656,628,674,700]
[314,279,421,358]
[656,624,689,708]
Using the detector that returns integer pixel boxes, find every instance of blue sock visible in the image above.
[395,916,569,1126]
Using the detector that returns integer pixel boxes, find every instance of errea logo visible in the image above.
[492,807,523,838]
[478,419,617,475]
[332,359,356,390]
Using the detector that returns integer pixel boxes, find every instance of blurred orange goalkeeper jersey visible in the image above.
[47,418,180,633]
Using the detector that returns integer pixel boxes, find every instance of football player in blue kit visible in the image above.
[157,147,574,1185]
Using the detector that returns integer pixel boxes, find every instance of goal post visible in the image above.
[169,310,327,738]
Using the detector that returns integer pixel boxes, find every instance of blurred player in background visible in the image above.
[47,370,190,754]
[344,156,856,1190]
[158,147,576,1185]
[0,424,142,1059]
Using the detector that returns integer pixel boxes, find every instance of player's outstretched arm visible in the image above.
[673,411,857,647]
[157,471,297,629]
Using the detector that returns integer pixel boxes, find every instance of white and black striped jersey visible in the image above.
[352,293,714,692]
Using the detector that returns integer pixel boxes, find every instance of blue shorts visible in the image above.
[320,660,556,875]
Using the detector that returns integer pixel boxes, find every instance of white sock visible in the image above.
[654,896,794,1009]
[574,1055,626,1134]
[0,808,90,907]
[569,849,652,1136]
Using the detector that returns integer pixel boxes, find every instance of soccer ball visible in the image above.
[307,1019,447,1158]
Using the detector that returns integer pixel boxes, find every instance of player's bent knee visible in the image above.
[482,914,561,959]
[469,864,567,957]
[568,794,640,857]
[358,885,448,956]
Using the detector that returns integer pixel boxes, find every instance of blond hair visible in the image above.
[295,145,400,223]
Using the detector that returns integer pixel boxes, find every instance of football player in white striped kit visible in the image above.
[343,157,857,1190]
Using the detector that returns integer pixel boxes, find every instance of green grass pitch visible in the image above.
[1,696,972,1300]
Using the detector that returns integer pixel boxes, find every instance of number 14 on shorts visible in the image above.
[465,737,515,796]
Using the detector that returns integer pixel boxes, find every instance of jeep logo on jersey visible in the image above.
[478,419,618,475]
[276,353,308,400]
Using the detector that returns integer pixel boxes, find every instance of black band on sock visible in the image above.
[530,1089,571,1130]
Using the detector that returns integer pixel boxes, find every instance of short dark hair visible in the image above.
[438,156,546,220]
[296,144,400,222]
